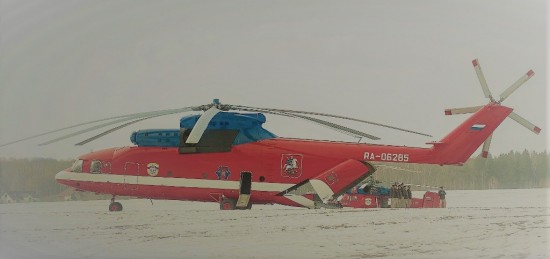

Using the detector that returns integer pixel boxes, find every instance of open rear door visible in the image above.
[278,159,375,208]
[235,171,252,209]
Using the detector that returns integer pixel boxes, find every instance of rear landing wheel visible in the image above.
[109,202,123,212]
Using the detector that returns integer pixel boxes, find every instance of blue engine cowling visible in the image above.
[130,112,276,147]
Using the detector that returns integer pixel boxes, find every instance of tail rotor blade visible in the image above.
[481,134,492,158]
[508,112,542,134]
[498,70,535,103]
[444,106,483,115]
[472,59,494,102]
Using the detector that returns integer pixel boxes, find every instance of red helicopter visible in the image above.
[2,59,541,211]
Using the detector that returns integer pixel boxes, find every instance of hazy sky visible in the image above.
[0,0,547,159]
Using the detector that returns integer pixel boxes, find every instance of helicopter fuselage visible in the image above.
[55,103,517,209]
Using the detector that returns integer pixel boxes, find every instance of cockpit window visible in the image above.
[91,160,102,174]
[71,160,83,173]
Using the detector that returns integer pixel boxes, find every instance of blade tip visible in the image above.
[527,70,535,77]
[534,126,541,134]
[482,151,489,158]
[444,109,452,115]
[472,59,479,66]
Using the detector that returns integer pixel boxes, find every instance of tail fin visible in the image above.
[431,104,512,164]
[430,59,541,164]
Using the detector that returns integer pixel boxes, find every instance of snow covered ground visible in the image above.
[1,188,549,259]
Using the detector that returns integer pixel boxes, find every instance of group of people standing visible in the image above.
[389,183,412,208]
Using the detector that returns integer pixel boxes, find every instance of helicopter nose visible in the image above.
[54,167,76,188]
[55,158,82,182]
[55,169,68,182]
[56,148,118,178]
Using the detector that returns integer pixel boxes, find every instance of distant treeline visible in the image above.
[0,158,71,199]
[0,150,548,199]
[375,150,549,190]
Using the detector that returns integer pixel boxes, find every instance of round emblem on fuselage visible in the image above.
[147,163,159,176]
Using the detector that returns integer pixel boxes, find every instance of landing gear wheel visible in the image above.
[220,198,236,210]
[109,202,123,212]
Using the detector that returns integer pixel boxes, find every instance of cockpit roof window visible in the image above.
[72,160,83,173]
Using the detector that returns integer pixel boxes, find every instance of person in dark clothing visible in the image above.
[390,184,397,208]
[406,185,412,208]
[400,184,408,208]
[397,183,405,208]
[438,187,447,208]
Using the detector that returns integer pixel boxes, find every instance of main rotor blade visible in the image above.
[39,107,198,146]
[231,105,432,138]
[472,59,494,102]
[0,109,172,148]
[290,113,381,140]
[444,106,483,115]
[508,112,541,134]
[0,129,69,148]
[498,70,535,103]
[238,107,380,140]
[186,106,221,144]
[481,134,492,158]
[74,117,154,146]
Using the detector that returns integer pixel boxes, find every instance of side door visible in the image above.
[235,171,252,209]
[124,162,139,191]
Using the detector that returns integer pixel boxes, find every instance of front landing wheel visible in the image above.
[109,202,123,212]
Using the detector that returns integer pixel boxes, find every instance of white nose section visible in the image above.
[55,171,62,180]
[55,170,70,181]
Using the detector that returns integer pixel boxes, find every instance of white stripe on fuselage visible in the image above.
[55,170,295,192]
